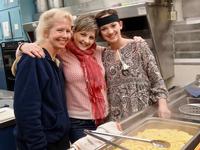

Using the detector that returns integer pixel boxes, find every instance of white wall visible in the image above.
[166,64,200,88]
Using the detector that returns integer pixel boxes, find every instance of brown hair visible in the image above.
[95,9,118,19]
[73,14,98,35]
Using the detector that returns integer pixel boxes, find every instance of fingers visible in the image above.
[116,122,123,131]
[31,49,44,58]
[158,111,171,119]
[26,51,36,58]
[21,43,45,58]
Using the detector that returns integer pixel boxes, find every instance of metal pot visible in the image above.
[36,0,48,13]
[48,0,64,8]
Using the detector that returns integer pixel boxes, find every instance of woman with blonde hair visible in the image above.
[14,14,108,143]
[13,8,73,150]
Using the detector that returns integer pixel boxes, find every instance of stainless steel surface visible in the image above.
[169,96,200,123]
[99,117,200,150]
[0,90,14,99]
[36,0,48,13]
[179,103,200,116]
[173,22,200,59]
[48,0,64,8]
[0,90,14,108]
[84,130,129,150]
[146,4,174,80]
[87,130,170,148]
[195,74,200,87]
[182,0,200,19]
[96,86,199,150]
[24,2,174,80]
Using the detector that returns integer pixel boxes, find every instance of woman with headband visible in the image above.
[95,9,171,121]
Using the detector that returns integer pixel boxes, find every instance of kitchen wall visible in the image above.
[166,0,200,88]
[166,64,200,88]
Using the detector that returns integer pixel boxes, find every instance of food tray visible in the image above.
[98,117,200,150]
[169,97,200,123]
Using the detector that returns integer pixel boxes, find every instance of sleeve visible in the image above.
[15,43,23,57]
[14,56,47,150]
[135,37,168,102]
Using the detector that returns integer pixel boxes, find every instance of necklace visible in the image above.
[116,49,130,71]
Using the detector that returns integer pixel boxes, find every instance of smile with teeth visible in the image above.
[80,41,88,47]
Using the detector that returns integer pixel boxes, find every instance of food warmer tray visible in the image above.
[169,97,200,123]
[97,117,200,150]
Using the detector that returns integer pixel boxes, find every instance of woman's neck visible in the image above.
[40,43,57,60]
[110,38,129,51]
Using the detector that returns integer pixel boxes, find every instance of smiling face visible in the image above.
[73,30,96,51]
[99,19,122,44]
[45,19,72,50]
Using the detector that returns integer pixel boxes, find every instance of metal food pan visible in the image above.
[98,117,200,150]
[169,97,200,123]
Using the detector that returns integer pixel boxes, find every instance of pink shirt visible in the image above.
[58,46,108,120]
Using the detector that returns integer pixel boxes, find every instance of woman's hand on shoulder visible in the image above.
[21,43,45,58]
[133,36,145,43]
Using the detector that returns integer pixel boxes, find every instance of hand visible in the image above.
[21,43,45,58]
[158,99,171,119]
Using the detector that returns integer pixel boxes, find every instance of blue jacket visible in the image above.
[14,49,70,150]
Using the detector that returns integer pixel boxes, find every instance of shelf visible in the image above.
[175,40,200,44]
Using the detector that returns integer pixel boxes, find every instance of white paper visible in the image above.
[2,21,11,38]
[137,6,147,15]
[14,24,19,30]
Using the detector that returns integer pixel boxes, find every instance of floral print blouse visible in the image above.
[102,37,168,121]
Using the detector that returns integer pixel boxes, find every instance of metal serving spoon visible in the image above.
[84,129,129,150]
[85,130,171,148]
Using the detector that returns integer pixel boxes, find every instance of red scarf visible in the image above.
[66,40,106,125]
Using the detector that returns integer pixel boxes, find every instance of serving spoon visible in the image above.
[85,129,171,148]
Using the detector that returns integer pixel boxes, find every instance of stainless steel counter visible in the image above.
[0,90,14,108]
[97,86,200,150]
[0,90,14,99]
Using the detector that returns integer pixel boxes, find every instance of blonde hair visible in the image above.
[36,8,73,44]
[73,15,98,35]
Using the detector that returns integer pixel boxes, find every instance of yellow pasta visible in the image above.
[112,129,192,150]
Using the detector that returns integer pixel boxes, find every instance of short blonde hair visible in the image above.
[73,15,98,35]
[36,8,72,44]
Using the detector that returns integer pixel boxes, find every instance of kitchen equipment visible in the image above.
[84,130,129,150]
[36,0,48,13]
[48,0,64,9]
[85,130,170,148]
[99,117,200,150]
[1,42,25,91]
[0,97,13,99]
[0,107,16,150]
[179,103,200,116]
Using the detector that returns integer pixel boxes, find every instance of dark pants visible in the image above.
[16,134,70,150]
[69,118,96,143]
[47,134,70,150]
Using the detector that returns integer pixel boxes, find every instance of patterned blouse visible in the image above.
[102,37,168,121]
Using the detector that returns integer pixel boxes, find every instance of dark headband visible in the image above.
[96,14,119,27]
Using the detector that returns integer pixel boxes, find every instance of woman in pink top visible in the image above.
[15,15,108,143]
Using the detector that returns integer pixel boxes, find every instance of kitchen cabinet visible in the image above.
[0,47,7,89]
[0,11,12,40]
[2,0,19,9]
[0,25,3,41]
[0,0,3,10]
[0,0,35,42]
[0,7,23,40]
[9,8,23,39]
